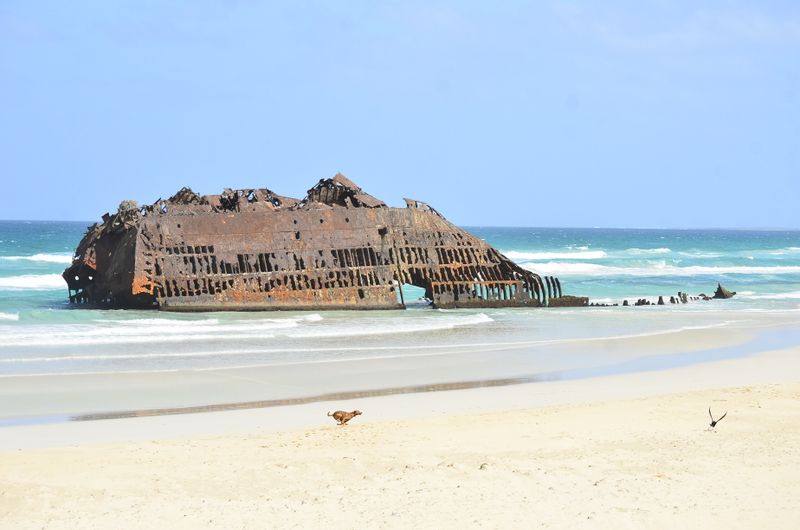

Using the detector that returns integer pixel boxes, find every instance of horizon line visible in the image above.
[1,218,798,232]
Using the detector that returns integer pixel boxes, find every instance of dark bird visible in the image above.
[708,407,728,429]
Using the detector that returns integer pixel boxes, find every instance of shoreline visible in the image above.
[1,381,799,528]
[3,317,800,427]
[0,324,759,423]
[1,320,799,527]
[1,336,798,450]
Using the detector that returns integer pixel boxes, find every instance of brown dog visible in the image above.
[327,410,362,425]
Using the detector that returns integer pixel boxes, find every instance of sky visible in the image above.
[1,1,798,228]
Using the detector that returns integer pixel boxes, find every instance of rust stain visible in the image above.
[131,274,153,296]
[62,174,585,310]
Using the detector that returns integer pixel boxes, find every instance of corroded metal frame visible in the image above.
[64,175,584,310]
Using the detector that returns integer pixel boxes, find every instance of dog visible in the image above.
[327,410,362,425]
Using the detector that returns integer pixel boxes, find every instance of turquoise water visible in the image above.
[1,221,799,376]
[474,226,800,305]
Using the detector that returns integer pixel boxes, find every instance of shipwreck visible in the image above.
[63,174,586,311]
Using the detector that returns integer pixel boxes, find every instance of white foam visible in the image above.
[587,297,645,305]
[769,247,800,256]
[524,262,608,275]
[0,320,738,372]
[0,253,73,264]
[0,312,487,347]
[0,330,279,348]
[0,274,65,290]
[286,313,494,339]
[523,262,800,277]
[624,247,671,255]
[97,313,322,326]
[737,291,800,300]
[0,319,302,346]
[504,250,607,260]
[97,318,222,326]
[0,312,19,321]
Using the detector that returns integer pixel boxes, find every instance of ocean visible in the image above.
[1,220,799,378]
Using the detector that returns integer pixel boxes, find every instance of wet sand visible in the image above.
[1,337,800,528]
[0,324,761,422]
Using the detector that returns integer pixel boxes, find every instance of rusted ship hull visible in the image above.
[63,175,585,310]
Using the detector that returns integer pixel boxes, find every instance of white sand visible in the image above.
[1,342,800,529]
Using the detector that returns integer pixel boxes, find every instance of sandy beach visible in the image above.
[2,339,799,529]
[4,0,800,527]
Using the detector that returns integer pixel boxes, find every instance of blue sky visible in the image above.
[1,1,798,228]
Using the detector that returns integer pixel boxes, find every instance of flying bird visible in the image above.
[708,407,728,429]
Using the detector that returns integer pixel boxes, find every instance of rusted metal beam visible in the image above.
[63,175,583,310]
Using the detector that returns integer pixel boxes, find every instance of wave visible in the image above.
[523,262,800,277]
[0,313,488,347]
[737,291,800,300]
[0,253,73,264]
[97,317,222,326]
[624,247,671,255]
[0,312,19,321]
[504,247,736,262]
[0,320,735,370]
[0,330,279,348]
[0,274,65,290]
[768,247,800,256]
[504,250,607,260]
[677,251,722,258]
[0,319,307,347]
[505,246,800,264]
[96,313,322,327]
[286,313,494,339]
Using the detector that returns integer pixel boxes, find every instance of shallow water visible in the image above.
[1,221,799,377]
